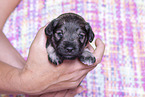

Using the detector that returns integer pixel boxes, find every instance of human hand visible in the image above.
[19,24,105,95]
[30,86,83,97]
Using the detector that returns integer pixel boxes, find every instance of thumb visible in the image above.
[93,38,105,64]
[31,27,47,50]
[26,25,51,68]
[30,22,50,50]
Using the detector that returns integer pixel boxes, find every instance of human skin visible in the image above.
[19,26,105,95]
[0,25,105,96]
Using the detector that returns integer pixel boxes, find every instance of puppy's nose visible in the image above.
[66,46,74,52]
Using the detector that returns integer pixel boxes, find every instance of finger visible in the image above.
[39,92,57,97]
[86,43,94,53]
[65,86,84,97]
[32,26,46,47]
[68,73,87,89]
[58,66,90,83]
[93,38,105,65]
[31,21,51,49]
[55,90,68,97]
[76,86,84,94]
[49,73,86,92]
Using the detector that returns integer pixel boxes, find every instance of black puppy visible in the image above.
[45,13,96,65]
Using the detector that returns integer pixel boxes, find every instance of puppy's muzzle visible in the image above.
[57,41,79,59]
[65,46,74,52]
[63,41,75,53]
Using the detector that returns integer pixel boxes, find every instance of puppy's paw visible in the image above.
[79,49,96,65]
[48,54,63,65]
[79,55,96,65]
[46,44,63,65]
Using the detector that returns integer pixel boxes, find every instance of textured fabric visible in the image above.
[1,0,145,97]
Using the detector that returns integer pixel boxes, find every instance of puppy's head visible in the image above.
[45,13,94,59]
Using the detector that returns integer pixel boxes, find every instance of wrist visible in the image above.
[17,65,51,95]
[0,63,23,94]
[0,65,33,95]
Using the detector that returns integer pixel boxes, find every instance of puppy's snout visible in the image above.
[63,41,75,53]
[66,46,74,52]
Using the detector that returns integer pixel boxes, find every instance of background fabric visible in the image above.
[1,0,145,97]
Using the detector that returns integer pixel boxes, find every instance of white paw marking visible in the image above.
[46,45,62,65]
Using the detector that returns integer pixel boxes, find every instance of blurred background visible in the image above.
[1,0,145,97]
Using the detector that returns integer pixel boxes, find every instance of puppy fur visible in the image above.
[45,13,96,65]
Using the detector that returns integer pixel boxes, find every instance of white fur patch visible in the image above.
[46,45,62,65]
[46,45,55,54]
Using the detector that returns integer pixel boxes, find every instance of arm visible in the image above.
[0,61,22,94]
[0,0,25,69]
[0,32,25,69]
[0,24,105,95]
[0,0,21,29]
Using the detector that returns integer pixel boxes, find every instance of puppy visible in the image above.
[45,13,96,65]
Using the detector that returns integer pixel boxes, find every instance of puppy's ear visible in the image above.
[45,19,58,36]
[85,23,94,42]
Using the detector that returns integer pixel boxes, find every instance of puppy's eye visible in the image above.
[56,30,63,37]
[79,33,85,39]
